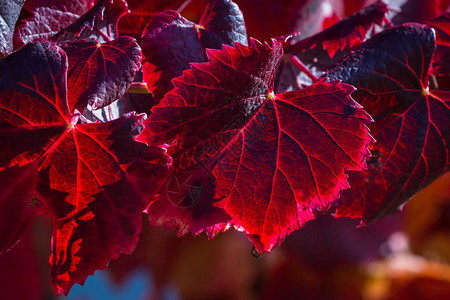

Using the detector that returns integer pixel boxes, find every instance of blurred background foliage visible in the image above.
[1,173,449,300]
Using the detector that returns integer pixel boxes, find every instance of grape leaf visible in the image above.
[0,0,25,57]
[138,39,373,252]
[324,23,450,223]
[52,0,128,43]
[0,40,171,295]
[0,231,44,300]
[13,0,94,48]
[59,36,141,112]
[286,1,390,59]
[141,0,247,102]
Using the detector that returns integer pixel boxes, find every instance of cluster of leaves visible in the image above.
[0,0,449,295]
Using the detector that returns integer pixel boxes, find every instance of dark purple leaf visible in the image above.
[13,0,94,48]
[59,36,141,112]
[52,0,128,43]
[233,0,344,42]
[324,23,450,223]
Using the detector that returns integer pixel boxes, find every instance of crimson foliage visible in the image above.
[0,0,448,295]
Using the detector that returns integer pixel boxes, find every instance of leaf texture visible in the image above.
[426,13,450,76]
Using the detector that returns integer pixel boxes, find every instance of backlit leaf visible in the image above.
[139,39,373,252]
[0,39,171,295]
[60,36,141,112]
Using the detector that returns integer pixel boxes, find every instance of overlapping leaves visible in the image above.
[141,0,247,101]
[325,23,450,223]
[13,0,95,47]
[0,39,170,294]
[0,0,25,56]
[60,36,141,111]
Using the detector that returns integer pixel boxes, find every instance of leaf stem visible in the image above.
[289,55,319,83]
[126,82,151,94]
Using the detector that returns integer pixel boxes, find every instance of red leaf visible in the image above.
[60,37,141,112]
[141,0,247,102]
[325,23,450,223]
[139,39,373,252]
[286,1,390,58]
[51,0,129,43]
[0,40,171,294]
[13,0,95,48]
[0,0,25,56]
